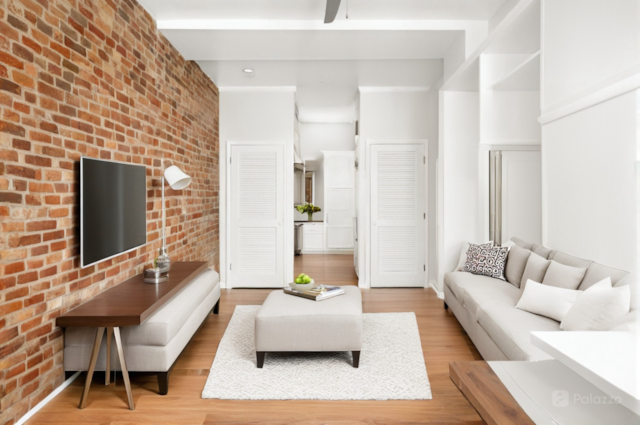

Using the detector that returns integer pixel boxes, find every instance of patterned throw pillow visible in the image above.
[463,244,510,280]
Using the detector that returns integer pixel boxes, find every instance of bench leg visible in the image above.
[212,300,220,315]
[444,302,448,310]
[256,352,265,368]
[352,351,360,368]
[157,372,169,395]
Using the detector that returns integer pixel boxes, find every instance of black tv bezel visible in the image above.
[80,156,147,268]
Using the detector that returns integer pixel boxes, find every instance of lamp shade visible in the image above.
[164,165,191,189]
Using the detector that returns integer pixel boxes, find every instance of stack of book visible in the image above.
[284,285,345,301]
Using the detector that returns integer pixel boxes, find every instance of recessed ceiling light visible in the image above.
[243,68,254,74]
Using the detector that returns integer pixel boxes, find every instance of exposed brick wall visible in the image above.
[0,0,219,422]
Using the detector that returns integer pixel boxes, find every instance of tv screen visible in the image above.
[81,157,147,268]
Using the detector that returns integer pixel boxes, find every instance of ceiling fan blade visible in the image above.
[324,0,341,23]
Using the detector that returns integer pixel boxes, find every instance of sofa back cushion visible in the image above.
[581,262,629,289]
[548,251,593,269]
[542,261,588,290]
[511,237,533,250]
[531,244,553,259]
[505,245,531,288]
[520,252,551,291]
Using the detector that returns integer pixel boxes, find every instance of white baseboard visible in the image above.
[429,280,444,299]
[15,371,80,425]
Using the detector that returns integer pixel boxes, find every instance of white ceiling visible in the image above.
[138,0,505,121]
[139,0,506,21]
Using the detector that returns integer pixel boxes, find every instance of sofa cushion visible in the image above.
[477,306,558,361]
[445,272,507,304]
[462,279,522,322]
[548,251,593,269]
[520,253,551,292]
[542,261,587,290]
[66,269,220,347]
[505,245,531,288]
[511,237,533,250]
[531,244,553,259]
[581,262,629,290]
[615,275,637,311]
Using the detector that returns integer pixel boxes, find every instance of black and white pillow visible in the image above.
[464,244,510,280]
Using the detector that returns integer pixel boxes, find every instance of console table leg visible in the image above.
[113,327,135,410]
[79,327,105,409]
[105,327,113,385]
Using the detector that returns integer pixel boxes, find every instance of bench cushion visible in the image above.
[65,269,220,347]
[255,286,363,352]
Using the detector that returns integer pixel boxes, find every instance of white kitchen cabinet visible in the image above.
[322,151,355,253]
[302,222,324,253]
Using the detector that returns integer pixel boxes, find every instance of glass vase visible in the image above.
[156,247,171,273]
[307,212,314,222]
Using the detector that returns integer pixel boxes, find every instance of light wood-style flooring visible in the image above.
[27,254,483,424]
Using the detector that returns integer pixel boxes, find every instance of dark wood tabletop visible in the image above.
[56,262,209,328]
[450,361,535,425]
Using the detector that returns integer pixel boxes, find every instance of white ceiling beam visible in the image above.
[157,19,486,33]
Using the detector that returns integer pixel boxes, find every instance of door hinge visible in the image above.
[423,213,426,219]
[229,156,232,164]
[423,156,426,164]
[229,263,232,270]
[423,265,426,271]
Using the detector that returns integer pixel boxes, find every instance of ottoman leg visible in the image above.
[352,351,361,368]
[256,352,265,368]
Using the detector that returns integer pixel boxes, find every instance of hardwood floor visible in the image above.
[27,254,483,425]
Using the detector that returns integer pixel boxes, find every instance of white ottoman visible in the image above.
[255,286,363,368]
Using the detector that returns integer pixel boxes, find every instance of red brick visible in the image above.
[0,120,25,136]
[25,155,52,167]
[0,51,24,69]
[0,77,21,94]
[26,220,56,231]
[11,70,34,88]
[42,146,65,158]
[6,287,29,300]
[0,192,22,203]
[37,81,64,101]
[39,266,56,278]
[17,271,38,284]
[4,262,25,275]
[7,165,37,179]
[0,300,23,315]
[50,241,66,251]
[12,139,31,151]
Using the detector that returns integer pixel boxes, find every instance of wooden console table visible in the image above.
[57,261,208,410]
[449,361,534,425]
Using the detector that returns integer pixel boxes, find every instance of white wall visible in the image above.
[219,88,296,287]
[438,91,481,287]
[426,79,442,291]
[357,89,431,288]
[541,0,640,276]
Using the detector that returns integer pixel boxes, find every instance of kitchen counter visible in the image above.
[294,220,324,223]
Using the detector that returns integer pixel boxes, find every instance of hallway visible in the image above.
[294,254,359,286]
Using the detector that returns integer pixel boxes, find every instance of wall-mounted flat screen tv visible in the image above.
[81,157,147,268]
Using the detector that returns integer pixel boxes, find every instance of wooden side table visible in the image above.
[450,361,535,425]
[56,262,208,410]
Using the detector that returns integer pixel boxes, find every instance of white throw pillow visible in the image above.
[541,260,587,290]
[516,280,582,322]
[455,241,492,271]
[561,278,631,331]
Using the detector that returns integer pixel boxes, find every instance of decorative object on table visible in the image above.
[201,305,431,400]
[143,267,169,284]
[289,272,316,292]
[158,160,192,273]
[284,284,345,301]
[296,202,321,221]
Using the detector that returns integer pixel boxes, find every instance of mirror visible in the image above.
[305,171,314,204]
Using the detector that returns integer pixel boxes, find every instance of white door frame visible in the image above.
[225,140,288,289]
[364,139,429,288]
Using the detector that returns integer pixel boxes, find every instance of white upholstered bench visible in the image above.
[64,268,220,394]
[254,286,363,368]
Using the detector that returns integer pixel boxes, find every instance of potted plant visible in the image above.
[296,203,321,221]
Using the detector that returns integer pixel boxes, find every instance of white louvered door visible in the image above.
[371,144,425,287]
[229,144,285,288]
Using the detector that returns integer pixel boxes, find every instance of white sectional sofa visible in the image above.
[444,238,636,361]
[64,268,221,394]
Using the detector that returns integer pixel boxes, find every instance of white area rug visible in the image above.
[201,305,432,400]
